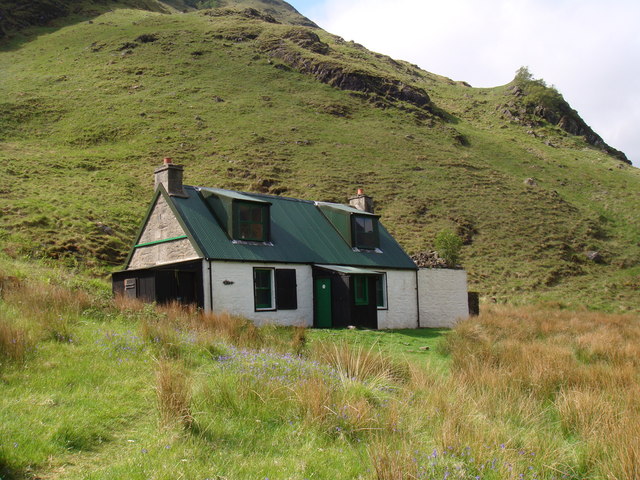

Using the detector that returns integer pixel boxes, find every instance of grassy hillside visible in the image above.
[1,256,639,479]
[0,4,638,310]
[0,0,314,36]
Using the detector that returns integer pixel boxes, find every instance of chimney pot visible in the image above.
[154,159,188,197]
[349,189,374,214]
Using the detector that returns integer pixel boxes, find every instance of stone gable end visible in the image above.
[129,195,200,269]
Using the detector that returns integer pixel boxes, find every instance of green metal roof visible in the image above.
[200,187,271,204]
[162,185,417,270]
[315,201,378,216]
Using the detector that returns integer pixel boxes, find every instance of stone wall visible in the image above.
[138,196,186,244]
[128,195,199,269]
[129,238,199,269]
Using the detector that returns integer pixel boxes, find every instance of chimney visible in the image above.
[154,157,188,197]
[348,188,374,214]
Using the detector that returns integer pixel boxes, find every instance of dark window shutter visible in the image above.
[275,269,297,310]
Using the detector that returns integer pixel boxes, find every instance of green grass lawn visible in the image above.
[308,327,450,373]
[1,319,449,479]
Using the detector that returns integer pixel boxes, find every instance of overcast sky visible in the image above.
[288,0,640,166]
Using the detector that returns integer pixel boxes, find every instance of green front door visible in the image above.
[314,278,332,328]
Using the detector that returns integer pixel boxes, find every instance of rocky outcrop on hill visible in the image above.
[502,83,629,164]
[259,29,435,114]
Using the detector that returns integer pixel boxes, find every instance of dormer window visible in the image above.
[352,214,379,250]
[234,201,269,242]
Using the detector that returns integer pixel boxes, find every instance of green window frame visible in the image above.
[353,275,369,306]
[235,201,269,242]
[253,268,274,310]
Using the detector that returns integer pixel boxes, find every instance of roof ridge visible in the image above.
[188,184,326,205]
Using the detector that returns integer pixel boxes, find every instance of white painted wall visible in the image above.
[377,269,419,329]
[202,259,212,312]
[418,269,469,328]
[208,261,314,327]
[205,262,467,330]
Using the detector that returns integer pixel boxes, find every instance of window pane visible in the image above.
[250,223,263,240]
[254,269,273,309]
[251,206,263,222]
[256,289,271,308]
[353,216,377,249]
[354,275,369,305]
[239,224,250,240]
[355,216,373,233]
[255,269,271,288]
[238,204,251,221]
[235,203,267,241]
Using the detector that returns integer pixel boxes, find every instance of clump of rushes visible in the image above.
[312,340,409,387]
[43,315,75,343]
[0,318,31,365]
[140,315,183,359]
[197,310,264,349]
[368,439,416,480]
[291,325,306,354]
[4,278,93,318]
[441,305,640,477]
[156,360,193,429]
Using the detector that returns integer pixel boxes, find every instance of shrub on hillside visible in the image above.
[434,229,463,268]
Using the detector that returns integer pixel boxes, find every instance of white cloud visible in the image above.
[292,0,640,165]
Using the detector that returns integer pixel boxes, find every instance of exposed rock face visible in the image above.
[585,251,603,263]
[503,85,630,164]
[283,28,328,54]
[260,32,433,112]
[203,7,279,24]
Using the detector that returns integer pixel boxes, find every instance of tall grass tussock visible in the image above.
[0,318,30,365]
[155,360,193,429]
